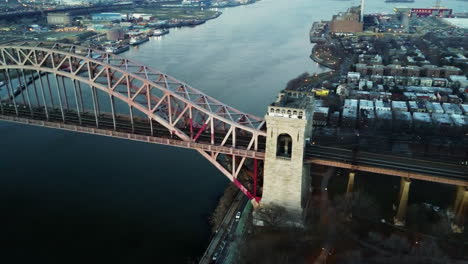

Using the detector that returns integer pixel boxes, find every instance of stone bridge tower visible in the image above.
[255,91,314,226]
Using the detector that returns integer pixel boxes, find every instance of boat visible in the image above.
[180,19,206,27]
[186,19,206,26]
[129,35,149,46]
[105,45,130,54]
[148,20,168,27]
[151,29,169,37]
[166,20,183,28]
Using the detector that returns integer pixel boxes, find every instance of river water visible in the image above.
[0,0,465,263]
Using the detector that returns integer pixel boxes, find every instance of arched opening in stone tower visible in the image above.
[277,133,292,158]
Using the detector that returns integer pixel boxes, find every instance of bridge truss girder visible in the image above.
[0,42,267,201]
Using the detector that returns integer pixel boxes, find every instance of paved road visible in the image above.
[199,191,247,264]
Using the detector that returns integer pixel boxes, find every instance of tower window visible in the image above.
[298,111,304,119]
[276,133,292,158]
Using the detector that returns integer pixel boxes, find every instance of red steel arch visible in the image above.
[0,42,267,201]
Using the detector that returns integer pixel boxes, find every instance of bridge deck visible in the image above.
[2,103,467,186]
[0,104,265,159]
[306,146,468,186]
[2,103,466,186]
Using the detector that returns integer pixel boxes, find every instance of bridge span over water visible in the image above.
[0,43,466,211]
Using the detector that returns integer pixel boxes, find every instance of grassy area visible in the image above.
[119,7,220,20]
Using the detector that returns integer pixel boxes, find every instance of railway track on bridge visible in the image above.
[0,104,266,157]
[2,103,467,186]
[306,146,468,186]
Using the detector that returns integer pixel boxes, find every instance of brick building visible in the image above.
[330,6,363,33]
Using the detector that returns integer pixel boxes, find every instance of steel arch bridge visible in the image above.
[0,42,267,202]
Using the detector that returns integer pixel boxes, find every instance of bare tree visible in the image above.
[382,234,410,255]
[209,184,239,232]
[338,250,364,264]
[407,204,452,237]
[407,239,449,264]
[285,72,310,91]
[237,228,309,264]
[254,204,288,227]
[333,191,381,224]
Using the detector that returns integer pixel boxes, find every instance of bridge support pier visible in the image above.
[451,186,467,233]
[394,178,411,227]
[253,92,314,227]
[346,172,356,194]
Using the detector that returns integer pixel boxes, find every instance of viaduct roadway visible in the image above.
[305,146,468,187]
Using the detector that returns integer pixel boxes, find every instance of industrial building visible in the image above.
[410,8,453,18]
[106,28,125,41]
[92,13,123,21]
[330,6,363,33]
[47,13,73,25]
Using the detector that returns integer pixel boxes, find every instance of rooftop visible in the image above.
[270,92,311,110]
[413,112,431,123]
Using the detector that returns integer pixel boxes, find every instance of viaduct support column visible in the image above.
[346,172,356,194]
[394,178,411,226]
[452,186,468,233]
[453,186,465,214]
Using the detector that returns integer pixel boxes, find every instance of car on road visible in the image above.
[212,252,219,261]
[235,211,241,221]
